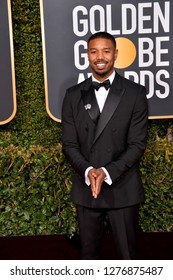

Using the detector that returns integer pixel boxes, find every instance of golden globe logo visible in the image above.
[40,0,173,121]
[73,2,171,101]
[114,37,136,69]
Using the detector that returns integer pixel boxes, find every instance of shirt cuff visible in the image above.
[101,167,112,185]
[85,166,93,186]
[85,166,112,186]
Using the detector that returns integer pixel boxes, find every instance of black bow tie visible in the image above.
[92,79,111,91]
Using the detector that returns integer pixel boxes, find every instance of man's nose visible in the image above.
[96,51,104,59]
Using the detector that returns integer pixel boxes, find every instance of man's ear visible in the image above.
[114,49,118,61]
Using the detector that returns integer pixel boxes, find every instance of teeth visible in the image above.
[97,63,105,66]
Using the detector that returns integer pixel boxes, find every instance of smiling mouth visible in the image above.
[95,61,107,69]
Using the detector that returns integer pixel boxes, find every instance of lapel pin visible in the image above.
[84,104,91,110]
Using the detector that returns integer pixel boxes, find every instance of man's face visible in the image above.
[87,38,118,81]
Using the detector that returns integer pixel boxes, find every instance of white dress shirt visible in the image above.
[85,71,116,186]
[93,71,115,113]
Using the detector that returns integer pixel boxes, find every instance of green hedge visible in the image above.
[0,137,173,235]
[0,0,173,235]
[0,143,77,235]
[139,138,173,232]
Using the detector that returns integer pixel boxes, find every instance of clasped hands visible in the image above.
[88,168,106,199]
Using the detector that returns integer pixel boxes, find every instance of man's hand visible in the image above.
[88,168,97,197]
[88,168,106,199]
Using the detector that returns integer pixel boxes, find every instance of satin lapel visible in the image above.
[93,79,125,144]
[81,86,100,124]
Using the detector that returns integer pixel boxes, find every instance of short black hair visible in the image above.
[87,32,116,48]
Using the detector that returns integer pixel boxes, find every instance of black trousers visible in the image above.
[76,204,140,260]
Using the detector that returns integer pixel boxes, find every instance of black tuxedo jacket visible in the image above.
[62,72,148,209]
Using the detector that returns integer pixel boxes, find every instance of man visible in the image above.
[62,32,148,259]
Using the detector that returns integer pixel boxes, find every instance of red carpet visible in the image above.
[0,233,173,260]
